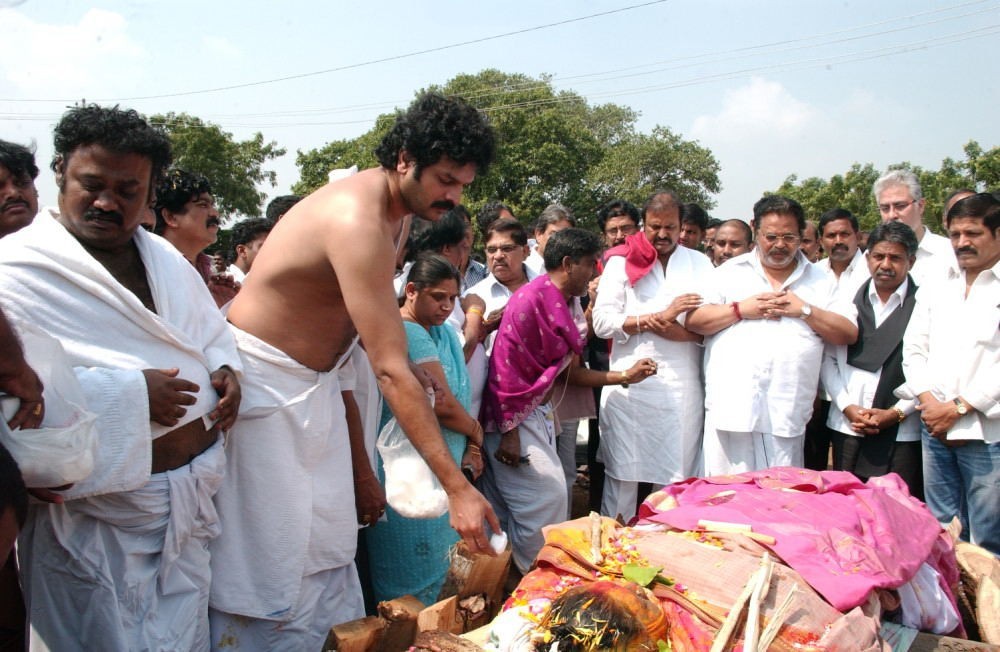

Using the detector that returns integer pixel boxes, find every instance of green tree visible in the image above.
[151,113,286,220]
[293,69,721,228]
[773,141,997,233]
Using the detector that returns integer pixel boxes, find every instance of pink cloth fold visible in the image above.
[637,468,958,612]
[484,275,585,433]
[604,231,657,286]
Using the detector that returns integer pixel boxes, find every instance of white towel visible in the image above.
[0,209,242,498]
[210,325,355,621]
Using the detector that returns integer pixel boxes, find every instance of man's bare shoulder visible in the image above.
[286,168,391,234]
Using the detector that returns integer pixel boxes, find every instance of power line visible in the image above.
[3,0,670,103]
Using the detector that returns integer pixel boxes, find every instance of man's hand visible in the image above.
[207,274,240,307]
[494,427,525,467]
[208,366,241,431]
[354,468,387,527]
[0,358,44,430]
[482,307,504,335]
[917,396,961,440]
[143,368,199,427]
[622,358,658,385]
[448,481,502,556]
[740,291,787,320]
[461,442,485,481]
[662,293,703,322]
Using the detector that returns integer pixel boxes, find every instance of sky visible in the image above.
[1,0,997,221]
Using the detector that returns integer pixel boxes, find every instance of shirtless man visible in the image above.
[210,93,500,651]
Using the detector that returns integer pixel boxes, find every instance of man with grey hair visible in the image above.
[873,168,957,287]
[526,203,575,275]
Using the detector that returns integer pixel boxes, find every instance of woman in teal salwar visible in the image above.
[366,254,485,605]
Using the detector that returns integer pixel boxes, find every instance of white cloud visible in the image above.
[691,76,819,143]
[202,35,241,61]
[0,9,147,97]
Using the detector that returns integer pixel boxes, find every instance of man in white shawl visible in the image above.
[0,105,242,652]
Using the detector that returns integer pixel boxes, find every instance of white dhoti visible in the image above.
[480,403,566,574]
[19,438,226,652]
[209,565,363,652]
[210,326,361,650]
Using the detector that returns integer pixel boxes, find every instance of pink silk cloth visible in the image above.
[604,231,657,286]
[483,275,585,433]
[637,467,959,612]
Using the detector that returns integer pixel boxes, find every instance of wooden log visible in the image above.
[324,615,384,652]
[437,541,511,621]
[411,630,486,651]
[377,595,425,652]
[417,596,460,634]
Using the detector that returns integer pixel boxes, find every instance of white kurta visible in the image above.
[592,247,712,484]
[701,250,853,438]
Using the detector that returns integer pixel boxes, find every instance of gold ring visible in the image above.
[32,404,42,416]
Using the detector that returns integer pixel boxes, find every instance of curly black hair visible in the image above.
[51,104,172,185]
[265,194,302,222]
[375,93,495,177]
[153,168,213,235]
[0,140,38,181]
[230,217,274,258]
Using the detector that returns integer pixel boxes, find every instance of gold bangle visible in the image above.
[619,371,629,388]
[893,407,906,424]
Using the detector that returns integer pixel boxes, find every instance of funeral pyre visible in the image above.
[484,468,963,651]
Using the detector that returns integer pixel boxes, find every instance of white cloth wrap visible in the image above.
[19,439,226,652]
[0,209,241,498]
[210,325,355,620]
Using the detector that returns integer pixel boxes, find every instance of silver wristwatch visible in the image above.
[800,304,813,319]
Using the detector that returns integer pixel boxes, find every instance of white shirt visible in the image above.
[911,229,958,289]
[817,248,870,301]
[226,263,246,283]
[700,250,856,437]
[464,265,538,354]
[899,261,1000,443]
[464,265,538,316]
[821,278,919,441]
[525,249,545,276]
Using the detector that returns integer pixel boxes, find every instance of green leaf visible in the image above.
[622,563,660,587]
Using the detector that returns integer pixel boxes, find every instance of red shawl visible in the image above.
[604,231,657,286]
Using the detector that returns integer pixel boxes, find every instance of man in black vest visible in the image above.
[819,221,923,498]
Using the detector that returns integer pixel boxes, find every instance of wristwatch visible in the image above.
[800,304,813,319]
[953,398,968,416]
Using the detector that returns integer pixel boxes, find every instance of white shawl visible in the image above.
[0,208,241,498]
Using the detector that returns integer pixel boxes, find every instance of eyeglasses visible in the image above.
[604,225,638,236]
[485,244,520,255]
[878,200,916,214]
[759,233,801,245]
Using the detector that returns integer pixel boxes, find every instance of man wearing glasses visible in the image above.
[465,217,536,344]
[687,196,858,475]
[874,169,958,287]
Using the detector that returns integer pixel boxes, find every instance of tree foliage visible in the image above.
[773,141,999,232]
[151,112,286,220]
[293,69,721,228]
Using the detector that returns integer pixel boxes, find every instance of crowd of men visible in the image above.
[0,93,996,651]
